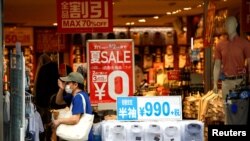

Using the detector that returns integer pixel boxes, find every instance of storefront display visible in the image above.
[101,120,203,141]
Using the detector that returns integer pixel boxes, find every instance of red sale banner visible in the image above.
[56,0,113,33]
[4,27,34,46]
[87,40,134,104]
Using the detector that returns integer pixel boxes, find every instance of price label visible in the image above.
[4,27,34,46]
[117,96,182,121]
[139,101,170,117]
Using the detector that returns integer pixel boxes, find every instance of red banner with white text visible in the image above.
[56,0,113,33]
[87,40,134,104]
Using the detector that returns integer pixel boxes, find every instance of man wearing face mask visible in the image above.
[53,72,94,141]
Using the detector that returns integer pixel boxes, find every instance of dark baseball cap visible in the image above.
[60,72,84,84]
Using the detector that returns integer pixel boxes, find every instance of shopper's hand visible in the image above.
[58,79,65,90]
[52,119,61,128]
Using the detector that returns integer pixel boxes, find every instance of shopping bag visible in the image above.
[56,94,94,141]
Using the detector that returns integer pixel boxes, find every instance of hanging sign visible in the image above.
[35,28,67,52]
[87,40,134,105]
[56,0,113,33]
[4,27,34,46]
[117,96,182,121]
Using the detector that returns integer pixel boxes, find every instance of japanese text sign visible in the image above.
[87,40,135,105]
[4,27,33,46]
[117,96,183,121]
[56,0,113,33]
[35,28,67,52]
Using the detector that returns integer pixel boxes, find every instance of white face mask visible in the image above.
[65,84,73,94]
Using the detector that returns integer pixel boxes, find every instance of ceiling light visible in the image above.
[166,12,172,15]
[183,7,192,11]
[138,19,146,22]
[53,23,58,26]
[172,11,177,14]
[125,22,135,26]
[153,16,159,19]
[126,22,131,25]
[177,9,182,12]
[197,3,204,8]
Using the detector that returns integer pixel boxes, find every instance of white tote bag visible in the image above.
[56,94,94,141]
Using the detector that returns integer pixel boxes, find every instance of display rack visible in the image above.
[9,47,25,141]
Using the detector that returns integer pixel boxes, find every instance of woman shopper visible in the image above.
[52,72,94,141]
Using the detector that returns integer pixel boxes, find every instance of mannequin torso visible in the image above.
[213,16,250,125]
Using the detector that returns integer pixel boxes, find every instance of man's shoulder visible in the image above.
[76,91,90,102]
[78,91,88,97]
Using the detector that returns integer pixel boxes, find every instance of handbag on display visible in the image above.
[56,94,94,141]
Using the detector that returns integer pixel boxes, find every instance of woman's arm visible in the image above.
[55,79,67,105]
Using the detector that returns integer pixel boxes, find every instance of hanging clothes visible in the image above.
[3,91,10,123]
[3,91,11,141]
[25,94,44,141]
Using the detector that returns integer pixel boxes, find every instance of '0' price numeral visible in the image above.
[145,102,170,117]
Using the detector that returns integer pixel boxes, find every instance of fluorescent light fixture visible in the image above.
[126,22,131,25]
[125,22,135,26]
[153,16,159,19]
[138,19,146,22]
[166,12,172,15]
[183,7,192,11]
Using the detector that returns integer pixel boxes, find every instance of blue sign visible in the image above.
[190,48,200,62]
[117,96,182,121]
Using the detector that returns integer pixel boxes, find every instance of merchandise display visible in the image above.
[1,1,247,140]
[101,120,203,141]
[129,124,144,141]
[164,45,174,69]
[140,32,152,46]
[164,32,174,45]
[178,47,187,69]
[181,120,203,141]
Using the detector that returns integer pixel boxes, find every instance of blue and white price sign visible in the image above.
[117,96,182,121]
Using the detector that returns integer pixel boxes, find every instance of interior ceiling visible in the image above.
[3,0,241,27]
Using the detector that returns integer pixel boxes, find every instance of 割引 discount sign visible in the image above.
[87,40,134,104]
[56,0,113,33]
